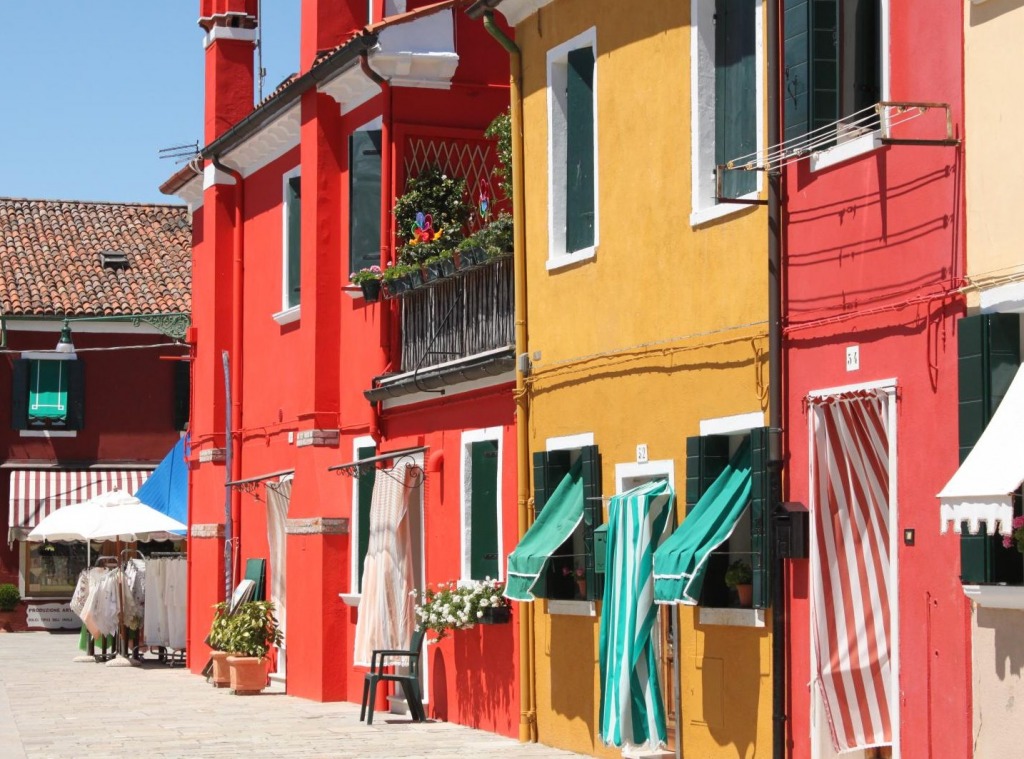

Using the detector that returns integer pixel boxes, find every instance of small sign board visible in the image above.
[26,603,80,629]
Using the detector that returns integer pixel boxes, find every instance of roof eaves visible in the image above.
[201,30,378,160]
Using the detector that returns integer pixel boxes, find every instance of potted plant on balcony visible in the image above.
[393,166,471,274]
[725,559,753,608]
[351,265,383,302]
[222,600,282,695]
[0,583,21,632]
[414,579,511,641]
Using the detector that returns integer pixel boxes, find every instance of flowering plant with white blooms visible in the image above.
[413,578,509,640]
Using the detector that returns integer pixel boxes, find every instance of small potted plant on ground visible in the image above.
[222,600,282,695]
[725,559,754,608]
[206,601,233,687]
[350,265,383,302]
[0,583,21,632]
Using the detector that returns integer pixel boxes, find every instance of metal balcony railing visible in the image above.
[399,255,514,372]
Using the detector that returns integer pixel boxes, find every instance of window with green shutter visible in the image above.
[533,444,603,601]
[783,0,882,143]
[715,0,757,200]
[173,361,190,432]
[957,313,1023,585]
[356,444,376,591]
[565,46,595,254]
[285,174,301,309]
[686,428,772,609]
[469,440,500,581]
[12,358,83,431]
[349,130,382,278]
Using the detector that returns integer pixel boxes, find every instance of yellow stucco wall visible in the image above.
[965,0,1024,302]
[514,0,772,756]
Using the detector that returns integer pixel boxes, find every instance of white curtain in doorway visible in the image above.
[810,390,892,754]
[353,465,417,666]
[265,478,292,640]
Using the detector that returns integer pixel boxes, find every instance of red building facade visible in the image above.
[169,0,518,734]
[779,1,969,757]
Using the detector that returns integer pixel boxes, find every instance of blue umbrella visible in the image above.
[133,436,189,534]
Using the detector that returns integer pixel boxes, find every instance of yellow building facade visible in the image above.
[491,0,774,756]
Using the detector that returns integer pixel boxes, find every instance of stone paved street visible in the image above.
[0,633,587,759]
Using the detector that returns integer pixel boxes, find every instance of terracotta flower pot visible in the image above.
[227,655,269,695]
[736,584,753,608]
[210,650,232,688]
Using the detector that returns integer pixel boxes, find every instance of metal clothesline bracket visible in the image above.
[328,446,428,488]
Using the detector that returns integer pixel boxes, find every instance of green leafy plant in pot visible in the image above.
[222,600,282,695]
[724,559,753,608]
[206,601,234,687]
[0,583,21,633]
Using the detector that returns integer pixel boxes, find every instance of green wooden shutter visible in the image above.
[349,130,383,277]
[173,361,190,431]
[783,0,811,142]
[65,359,85,431]
[579,444,603,601]
[28,360,67,421]
[810,0,839,133]
[286,176,302,309]
[532,449,571,515]
[11,359,29,430]
[565,46,595,253]
[685,434,731,607]
[356,444,376,590]
[715,0,757,199]
[470,440,500,580]
[958,313,1022,584]
[749,427,774,609]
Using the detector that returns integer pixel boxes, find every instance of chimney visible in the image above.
[200,0,258,143]
[301,0,367,72]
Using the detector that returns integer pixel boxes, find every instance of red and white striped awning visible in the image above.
[7,469,152,541]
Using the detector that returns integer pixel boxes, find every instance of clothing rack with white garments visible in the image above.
[143,553,187,665]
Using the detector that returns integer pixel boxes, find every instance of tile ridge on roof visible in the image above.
[0,196,189,210]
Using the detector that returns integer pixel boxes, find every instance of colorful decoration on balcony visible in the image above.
[409,212,443,246]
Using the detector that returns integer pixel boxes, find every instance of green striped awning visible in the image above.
[653,440,752,605]
[505,458,584,602]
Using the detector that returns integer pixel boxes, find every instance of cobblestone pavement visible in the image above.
[0,632,587,759]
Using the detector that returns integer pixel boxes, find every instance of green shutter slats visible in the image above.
[565,46,595,254]
[65,360,85,431]
[715,0,757,199]
[470,440,500,580]
[11,359,28,430]
[287,176,302,308]
[349,130,383,277]
[810,0,839,133]
[580,444,603,601]
[533,449,571,515]
[783,0,811,142]
[957,313,1023,584]
[357,445,376,590]
[750,427,773,609]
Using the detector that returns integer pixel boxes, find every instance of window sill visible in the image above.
[546,599,597,617]
[809,130,883,173]
[342,285,363,300]
[697,607,765,628]
[962,584,1024,610]
[546,245,596,272]
[689,193,760,228]
[272,306,301,326]
[338,593,360,607]
[20,430,77,438]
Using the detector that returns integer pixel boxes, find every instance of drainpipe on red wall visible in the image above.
[359,51,392,443]
[211,155,245,588]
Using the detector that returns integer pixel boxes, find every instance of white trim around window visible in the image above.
[460,427,505,583]
[546,27,599,271]
[274,165,302,325]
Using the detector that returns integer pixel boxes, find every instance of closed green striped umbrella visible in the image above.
[505,458,584,602]
[599,479,675,748]
[653,440,752,605]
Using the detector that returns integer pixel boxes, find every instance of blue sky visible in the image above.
[0,2,299,205]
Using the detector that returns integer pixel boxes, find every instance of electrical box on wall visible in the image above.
[775,502,809,559]
[594,524,609,573]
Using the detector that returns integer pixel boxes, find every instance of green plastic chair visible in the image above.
[359,627,427,725]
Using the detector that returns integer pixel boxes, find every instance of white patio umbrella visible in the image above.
[26,489,186,543]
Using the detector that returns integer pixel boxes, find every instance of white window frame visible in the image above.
[460,427,505,583]
[808,0,891,173]
[273,165,302,325]
[546,27,599,272]
[690,0,765,228]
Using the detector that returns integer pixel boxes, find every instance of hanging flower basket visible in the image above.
[478,605,512,625]
[360,279,382,303]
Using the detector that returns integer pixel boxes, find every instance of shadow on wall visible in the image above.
[970,0,1024,25]
[699,623,767,759]
[977,606,1024,680]
[549,613,596,738]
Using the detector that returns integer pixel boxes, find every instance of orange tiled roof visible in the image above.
[0,198,191,318]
